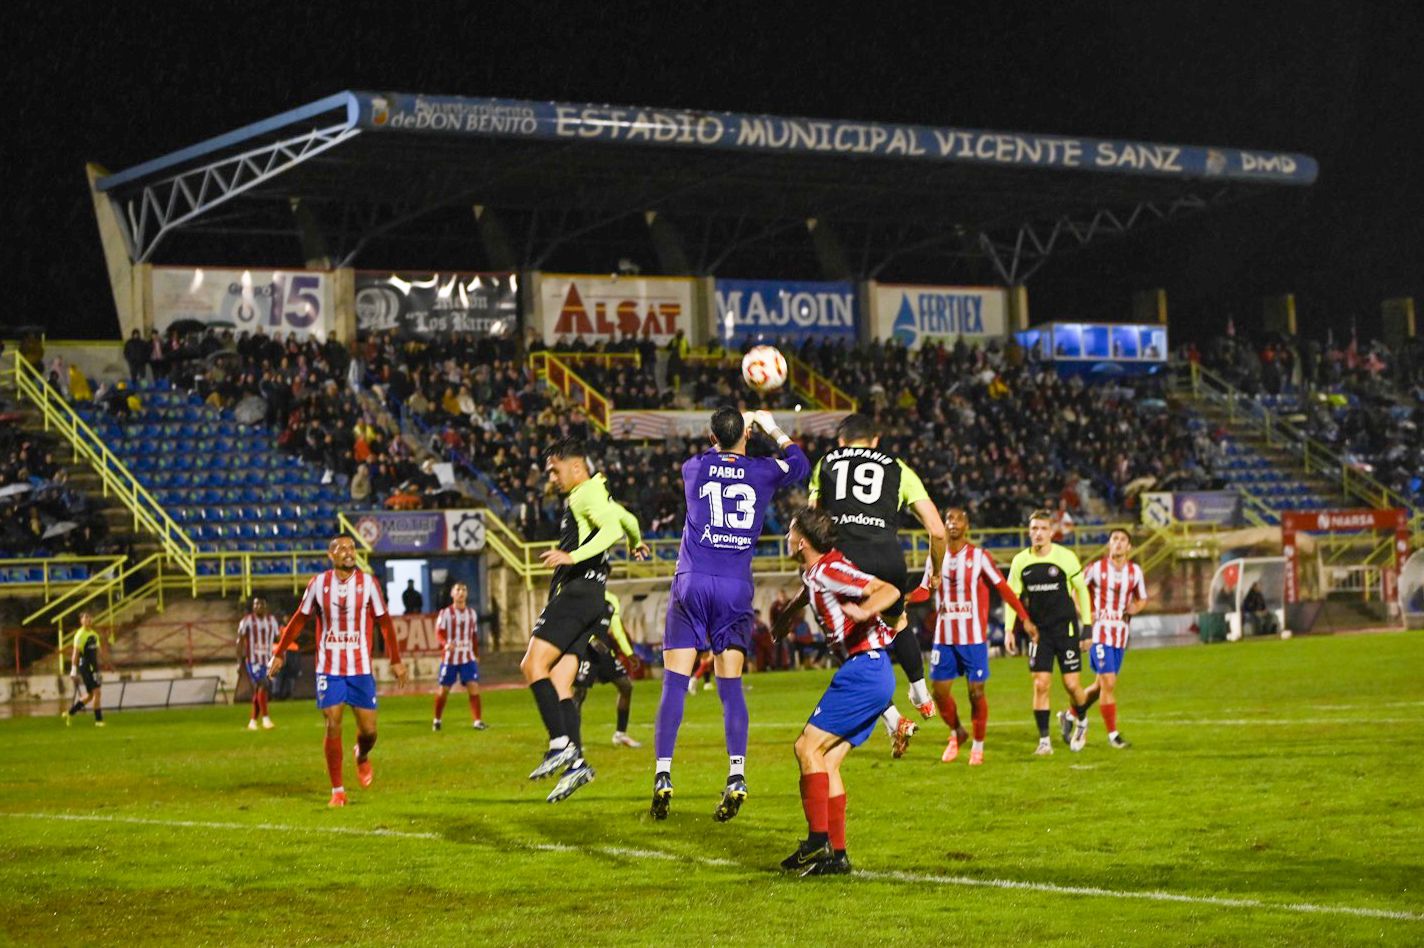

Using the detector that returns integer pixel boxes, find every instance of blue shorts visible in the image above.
[316,673,378,710]
[929,642,990,682]
[1091,642,1126,675]
[245,660,271,686]
[438,660,480,687]
[663,572,755,654]
[807,650,894,747]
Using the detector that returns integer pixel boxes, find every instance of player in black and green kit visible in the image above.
[794,413,946,757]
[62,612,105,727]
[1005,510,1094,756]
[574,589,642,749]
[522,437,649,802]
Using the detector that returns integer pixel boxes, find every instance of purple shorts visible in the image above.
[663,572,755,654]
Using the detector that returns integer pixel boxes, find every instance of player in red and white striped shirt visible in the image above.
[1077,528,1148,749]
[432,583,487,732]
[270,536,409,807]
[912,508,1036,765]
[236,596,282,731]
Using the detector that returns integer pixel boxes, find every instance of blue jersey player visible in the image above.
[651,408,809,821]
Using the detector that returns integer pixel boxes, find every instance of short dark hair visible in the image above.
[1110,527,1133,544]
[546,437,588,462]
[835,413,878,443]
[710,406,744,448]
[791,505,837,553]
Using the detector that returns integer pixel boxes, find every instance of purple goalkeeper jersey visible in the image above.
[674,445,810,581]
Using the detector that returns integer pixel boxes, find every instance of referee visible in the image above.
[62,612,105,727]
[1005,510,1093,755]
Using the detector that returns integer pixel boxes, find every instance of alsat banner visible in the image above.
[711,279,858,343]
[355,271,518,338]
[870,283,1007,349]
[151,267,333,340]
[537,273,693,345]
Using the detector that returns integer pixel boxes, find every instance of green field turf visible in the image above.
[2,632,1421,946]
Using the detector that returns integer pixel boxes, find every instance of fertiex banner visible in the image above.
[537,273,693,345]
[711,279,858,343]
[353,510,487,554]
[353,93,1318,186]
[355,271,518,338]
[151,267,333,340]
[870,284,1007,349]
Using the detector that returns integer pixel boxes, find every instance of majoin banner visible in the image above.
[871,284,1007,349]
[538,274,693,345]
[151,267,332,340]
[353,510,487,554]
[711,279,858,343]
[355,271,518,338]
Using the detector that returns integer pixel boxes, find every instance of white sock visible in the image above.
[549,736,570,751]
[656,756,672,775]
[908,679,931,707]
[1109,730,1119,739]
[433,718,441,725]
[1039,735,1051,745]
[728,755,745,778]
[881,705,903,736]
[972,739,984,752]
[332,786,344,794]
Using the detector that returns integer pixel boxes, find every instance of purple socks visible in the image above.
[716,676,749,762]
[654,670,690,763]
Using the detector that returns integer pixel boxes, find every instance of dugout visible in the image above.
[1400,549,1424,628]
[1208,557,1286,641]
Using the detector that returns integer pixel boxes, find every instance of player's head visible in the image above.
[710,406,746,451]
[328,535,358,571]
[251,596,267,617]
[835,413,879,448]
[78,611,92,628]
[545,437,592,493]
[788,505,837,566]
[945,507,969,541]
[1027,510,1054,550]
[451,582,468,607]
[1108,528,1133,559]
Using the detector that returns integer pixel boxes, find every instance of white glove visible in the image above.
[751,410,782,436]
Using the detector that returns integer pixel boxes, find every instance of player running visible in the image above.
[779,506,898,876]
[237,596,281,730]
[62,612,105,727]
[573,589,642,749]
[651,408,809,822]
[1071,528,1148,749]
[432,582,487,732]
[524,438,648,804]
[269,536,409,807]
[912,507,1035,765]
[789,413,946,759]
[1005,511,1093,756]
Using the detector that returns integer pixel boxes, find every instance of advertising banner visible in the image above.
[390,614,444,656]
[1280,508,1409,607]
[353,510,488,554]
[1142,491,1240,526]
[537,273,693,346]
[870,284,1007,349]
[151,267,333,340]
[355,271,518,338]
[711,279,858,343]
[610,410,848,440]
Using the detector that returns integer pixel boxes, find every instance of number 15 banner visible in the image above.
[151,266,333,340]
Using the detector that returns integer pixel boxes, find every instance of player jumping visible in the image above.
[573,590,642,749]
[1072,528,1148,749]
[237,596,280,730]
[432,582,487,732]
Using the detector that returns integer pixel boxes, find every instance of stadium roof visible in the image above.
[95,91,1317,284]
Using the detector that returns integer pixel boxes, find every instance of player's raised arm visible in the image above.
[560,477,631,565]
[899,462,946,586]
[752,410,810,485]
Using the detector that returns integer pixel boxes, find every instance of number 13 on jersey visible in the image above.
[700,481,757,529]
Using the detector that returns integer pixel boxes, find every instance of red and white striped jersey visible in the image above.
[1083,557,1147,647]
[802,550,897,656]
[296,569,389,675]
[436,606,480,664]
[920,542,1006,646]
[238,613,281,664]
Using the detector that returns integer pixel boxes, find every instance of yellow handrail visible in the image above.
[528,352,613,432]
[0,555,126,605]
[4,351,198,574]
[786,353,859,412]
[22,556,128,624]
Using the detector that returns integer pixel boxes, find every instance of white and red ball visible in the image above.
[741,345,787,392]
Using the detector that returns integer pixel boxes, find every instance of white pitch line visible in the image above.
[8,811,1419,923]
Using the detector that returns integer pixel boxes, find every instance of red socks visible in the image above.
[970,695,988,742]
[799,773,829,834]
[827,794,847,851]
[434,692,448,720]
[1102,703,1118,732]
[935,692,961,730]
[323,736,343,789]
[251,693,262,720]
[469,693,482,721]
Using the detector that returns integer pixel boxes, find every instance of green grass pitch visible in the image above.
[2,632,1421,946]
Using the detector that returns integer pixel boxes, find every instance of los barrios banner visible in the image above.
[151,267,333,340]
[869,283,1008,349]
[353,93,1317,186]
[536,273,693,346]
[355,271,518,338]
[711,279,858,343]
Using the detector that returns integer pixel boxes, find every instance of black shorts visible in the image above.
[533,582,609,660]
[839,544,909,621]
[1027,621,1083,675]
[576,647,627,688]
[77,664,102,692]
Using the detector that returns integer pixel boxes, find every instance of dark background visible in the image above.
[8,1,1421,343]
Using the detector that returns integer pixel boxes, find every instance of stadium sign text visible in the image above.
[355,271,518,339]
[712,279,858,342]
[536,274,693,345]
[869,284,1007,349]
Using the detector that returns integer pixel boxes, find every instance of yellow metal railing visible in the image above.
[3,351,197,574]
[786,353,858,412]
[0,555,126,604]
[529,352,613,432]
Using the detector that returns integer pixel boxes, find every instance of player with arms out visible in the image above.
[651,408,809,822]
[237,596,281,730]
[781,413,946,759]
[269,536,409,807]
[780,506,899,876]
[1071,528,1148,749]
[573,589,642,749]
[1004,511,1093,756]
[914,507,1035,765]
[523,438,648,803]
[432,582,487,732]
[62,612,105,727]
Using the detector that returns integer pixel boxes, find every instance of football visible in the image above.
[741,345,788,392]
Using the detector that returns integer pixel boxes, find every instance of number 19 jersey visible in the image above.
[674,445,810,582]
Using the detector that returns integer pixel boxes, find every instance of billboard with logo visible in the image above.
[355,271,518,338]
[710,278,858,343]
[151,267,333,340]
[536,273,693,346]
[869,283,1007,349]
[353,510,488,554]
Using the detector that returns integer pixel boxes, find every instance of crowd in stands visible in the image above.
[0,401,118,559]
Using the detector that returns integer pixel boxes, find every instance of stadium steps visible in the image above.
[1192,401,1352,513]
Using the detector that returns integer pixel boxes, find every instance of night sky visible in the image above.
[9,1,1422,343]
